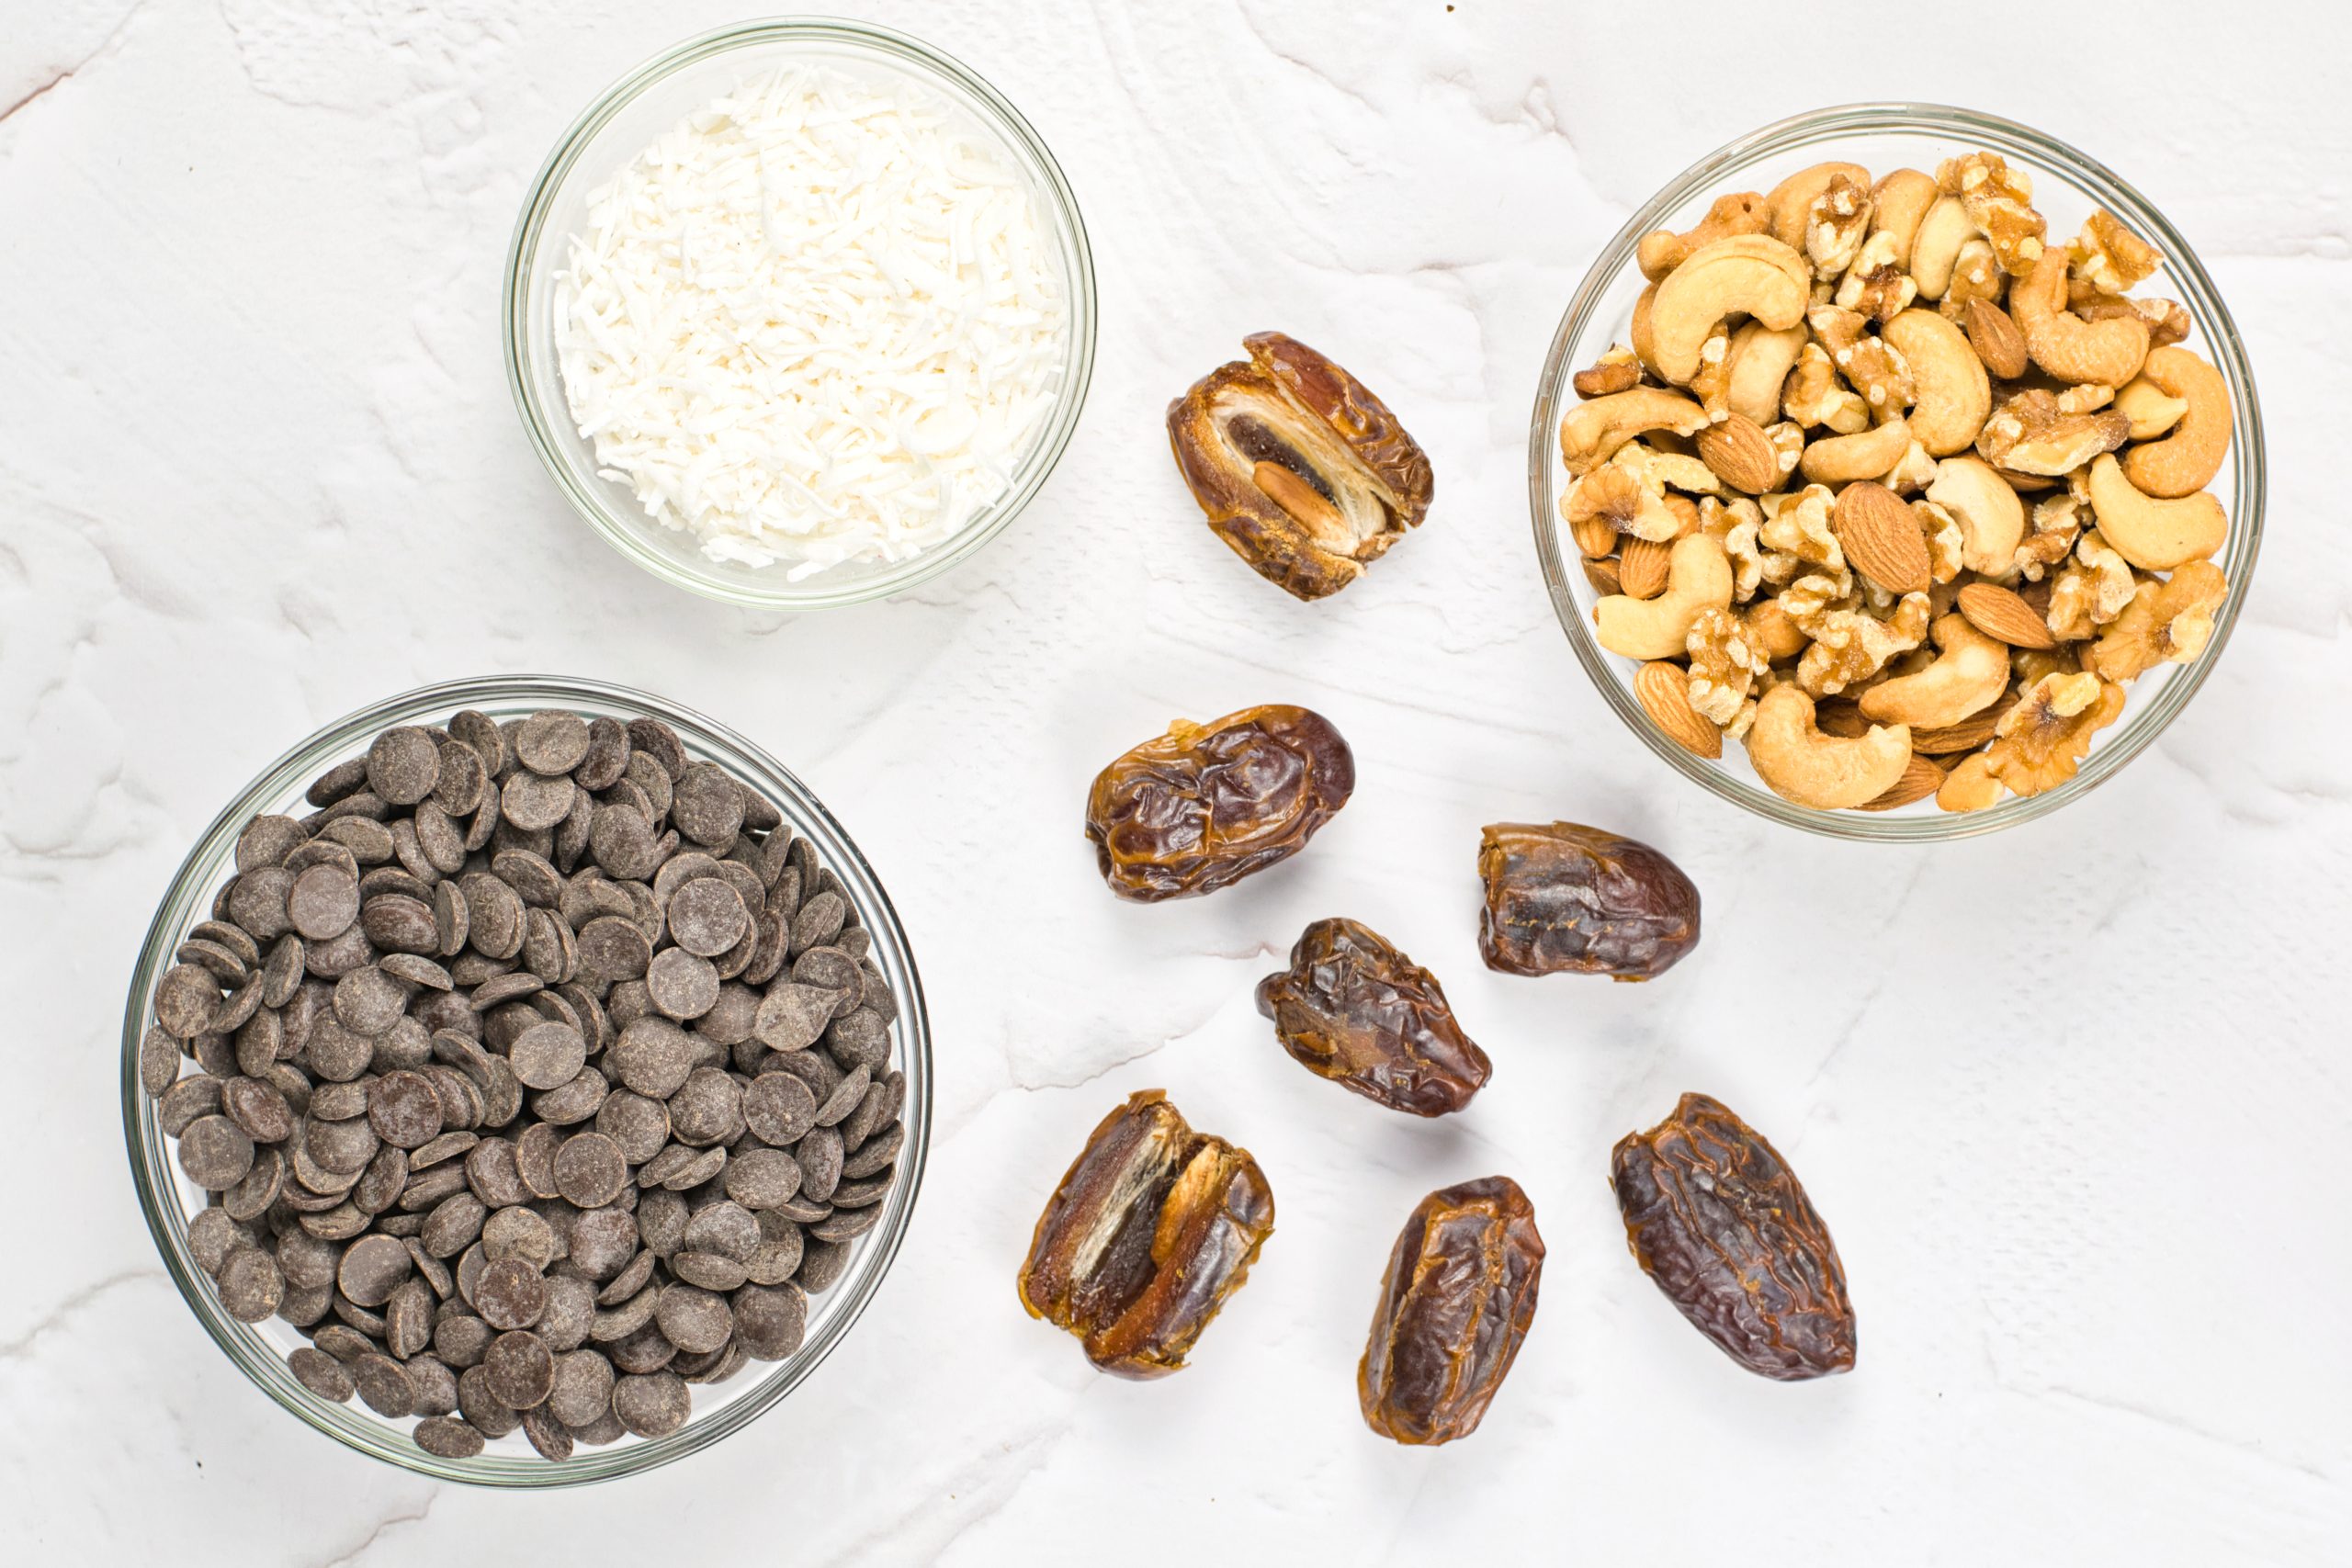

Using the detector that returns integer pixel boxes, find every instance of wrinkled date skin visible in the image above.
[1016,1089,1275,1378]
[1168,333,1435,601]
[1476,821,1701,980]
[1255,918,1491,1116]
[1611,1093,1856,1382]
[1359,1176,1544,1445]
[1085,705,1355,902]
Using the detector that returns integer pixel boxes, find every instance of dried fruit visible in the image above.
[1255,919,1491,1117]
[1015,1090,1274,1377]
[1611,1092,1855,1382]
[1084,705,1354,902]
[1168,333,1434,601]
[1476,822,1701,982]
[1359,1177,1544,1445]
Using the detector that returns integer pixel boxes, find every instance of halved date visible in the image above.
[1476,821,1700,980]
[1168,333,1434,601]
[1359,1176,1544,1445]
[1084,705,1354,901]
[1611,1092,1855,1381]
[1255,918,1490,1116]
[1015,1089,1274,1378]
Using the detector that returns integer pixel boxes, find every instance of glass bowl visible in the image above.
[503,17,1098,610]
[1529,104,2265,840]
[120,675,932,1485]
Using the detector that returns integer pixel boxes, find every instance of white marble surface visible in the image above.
[4,1,2348,1561]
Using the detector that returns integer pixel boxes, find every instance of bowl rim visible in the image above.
[1528,101,2267,840]
[502,16,1100,611]
[120,674,933,1486]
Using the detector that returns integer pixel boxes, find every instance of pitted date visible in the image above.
[1255,918,1490,1116]
[1359,1176,1544,1445]
[1085,705,1354,902]
[1016,1089,1275,1378]
[1476,821,1701,980]
[1611,1093,1855,1382]
[1168,332,1434,601]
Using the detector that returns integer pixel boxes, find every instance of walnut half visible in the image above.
[1169,333,1434,601]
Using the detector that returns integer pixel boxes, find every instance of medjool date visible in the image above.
[1359,1176,1544,1445]
[1085,705,1354,901]
[1476,821,1700,980]
[1255,919,1489,1116]
[1168,333,1434,600]
[1611,1092,1855,1381]
[1016,1090,1274,1378]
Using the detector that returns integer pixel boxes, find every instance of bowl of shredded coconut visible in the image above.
[504,19,1096,606]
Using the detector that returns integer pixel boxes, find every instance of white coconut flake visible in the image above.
[553,66,1068,578]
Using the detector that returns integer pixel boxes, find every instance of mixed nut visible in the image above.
[1568,152,2233,812]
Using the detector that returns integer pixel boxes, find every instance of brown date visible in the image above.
[1476,821,1700,980]
[1255,918,1490,1116]
[1359,1176,1544,1445]
[1084,705,1354,902]
[1611,1092,1856,1382]
[1015,1089,1275,1378]
[1168,332,1434,601]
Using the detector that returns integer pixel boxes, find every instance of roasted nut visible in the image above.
[2009,248,2148,388]
[1567,461,1681,547]
[2085,453,2226,571]
[1781,343,1870,434]
[1635,659,1724,759]
[2087,560,2227,682]
[1255,919,1491,1117]
[1722,321,1809,427]
[2071,209,2163,296]
[1981,671,2125,797]
[1763,161,1872,249]
[1926,456,2027,574]
[1832,481,1930,594]
[1797,417,1914,487]
[1745,684,1911,808]
[1956,582,2056,649]
[1476,822,1701,982]
[1359,1177,1544,1445]
[1169,333,1433,601]
[1638,191,1770,281]
[1618,536,1674,599]
[1976,388,2129,477]
[1881,309,1989,456]
[1611,1092,1856,1382]
[2120,345,2231,498]
[1593,531,1734,660]
[1865,167,1939,269]
[1937,151,2045,276]
[1084,705,1353,902]
[1016,1090,1274,1377]
[1559,387,1709,476]
[1859,613,2008,730]
[2044,529,2137,643]
[1685,606,1768,726]
[1571,345,1643,398]
[1647,234,1811,385]
[1909,195,1975,299]
[1695,413,1781,494]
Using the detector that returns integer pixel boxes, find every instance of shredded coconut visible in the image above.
[554,66,1068,579]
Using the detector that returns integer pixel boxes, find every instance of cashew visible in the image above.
[2120,345,2231,498]
[1867,168,1939,270]
[1630,282,1660,378]
[2085,453,2225,571]
[2113,376,2188,441]
[1722,321,1807,427]
[1936,753,2002,813]
[1924,456,2026,575]
[1744,684,1913,809]
[1858,613,2008,729]
[1744,599,1810,662]
[1909,197,1974,299]
[1881,309,1990,457]
[2011,247,2148,387]
[1764,162,1872,248]
[1558,388,1708,476]
[1798,417,1913,486]
[1594,531,1735,660]
[1638,191,1769,282]
[1647,234,1811,385]
[1567,463,1681,546]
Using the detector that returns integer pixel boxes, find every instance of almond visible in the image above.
[1618,537,1674,599]
[1957,582,2056,649]
[1913,692,2018,754]
[1831,480,1931,594]
[1963,298,2029,379]
[1634,661,1722,759]
[1859,753,1947,811]
[1581,556,1623,596]
[1694,413,1780,493]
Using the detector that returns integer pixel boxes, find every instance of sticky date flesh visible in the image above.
[1476,822,1701,980]
[1084,705,1354,902]
[1611,1093,1855,1382]
[1016,1090,1275,1378]
[1256,919,1490,1116]
[1359,1176,1544,1445]
[1168,333,1434,601]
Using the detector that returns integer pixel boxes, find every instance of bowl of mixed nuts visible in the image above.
[1530,104,2263,838]
[121,675,930,1483]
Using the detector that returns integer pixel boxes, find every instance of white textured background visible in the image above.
[5,1,2347,1562]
